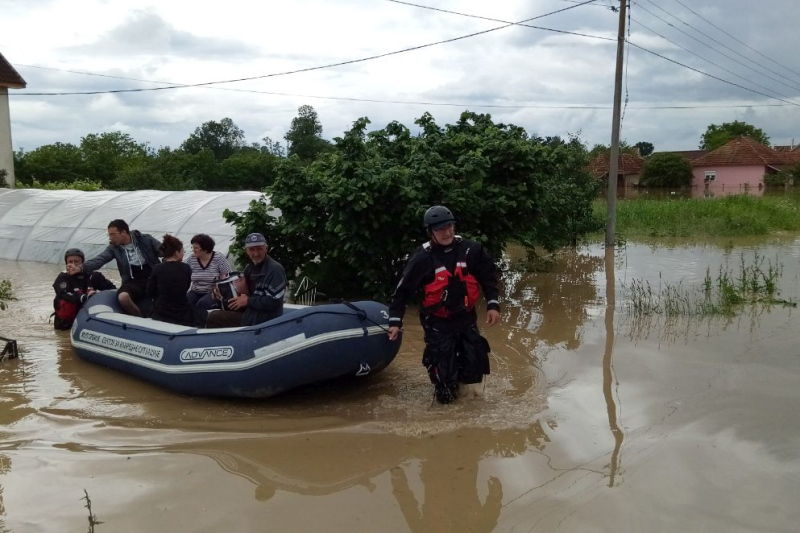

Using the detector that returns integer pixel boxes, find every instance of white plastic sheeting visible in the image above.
[0,188,272,264]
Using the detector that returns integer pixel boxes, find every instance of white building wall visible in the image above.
[0,88,15,188]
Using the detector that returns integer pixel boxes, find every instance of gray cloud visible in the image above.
[64,10,260,60]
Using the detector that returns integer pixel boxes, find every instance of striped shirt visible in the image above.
[185,252,232,294]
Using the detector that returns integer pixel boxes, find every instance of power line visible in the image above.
[626,40,799,107]
[385,0,614,41]
[386,0,800,107]
[636,0,800,93]
[631,18,795,101]
[15,63,794,110]
[669,0,800,82]
[14,1,610,97]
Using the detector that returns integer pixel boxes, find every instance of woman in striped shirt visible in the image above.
[185,234,232,310]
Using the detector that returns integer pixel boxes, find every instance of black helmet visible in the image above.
[424,205,456,230]
[64,248,85,263]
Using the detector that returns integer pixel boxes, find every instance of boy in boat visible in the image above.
[53,248,116,330]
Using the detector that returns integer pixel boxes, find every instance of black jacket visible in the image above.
[388,236,500,328]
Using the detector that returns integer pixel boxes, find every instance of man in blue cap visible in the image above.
[206,232,286,328]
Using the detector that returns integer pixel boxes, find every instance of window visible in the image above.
[704,171,716,182]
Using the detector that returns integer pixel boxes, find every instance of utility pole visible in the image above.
[605,0,628,246]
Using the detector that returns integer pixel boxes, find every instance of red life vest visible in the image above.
[421,240,481,318]
[54,296,81,330]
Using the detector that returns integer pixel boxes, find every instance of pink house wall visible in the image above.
[692,165,766,188]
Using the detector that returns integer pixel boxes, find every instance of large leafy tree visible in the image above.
[80,132,148,186]
[284,105,332,162]
[181,118,246,160]
[640,152,694,188]
[226,112,599,299]
[14,143,87,185]
[700,121,770,151]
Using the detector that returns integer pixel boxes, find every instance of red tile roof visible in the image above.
[588,153,644,176]
[0,52,26,88]
[662,149,708,160]
[691,136,795,168]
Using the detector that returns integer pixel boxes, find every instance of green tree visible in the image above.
[226,112,599,299]
[15,143,87,185]
[634,141,654,157]
[110,147,215,191]
[181,118,246,160]
[80,132,148,186]
[284,105,332,162]
[588,140,636,159]
[700,121,770,151]
[0,169,7,188]
[218,149,280,191]
[640,152,694,188]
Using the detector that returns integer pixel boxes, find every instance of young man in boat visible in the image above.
[206,232,287,328]
[387,205,501,404]
[53,248,116,330]
[68,219,162,317]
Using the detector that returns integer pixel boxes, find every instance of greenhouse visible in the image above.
[0,188,271,263]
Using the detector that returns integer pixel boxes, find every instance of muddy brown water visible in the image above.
[1,238,799,532]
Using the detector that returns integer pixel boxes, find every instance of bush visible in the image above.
[640,153,694,188]
[225,112,600,299]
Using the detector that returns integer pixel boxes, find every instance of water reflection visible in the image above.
[504,251,603,351]
[603,246,623,487]
[164,419,551,532]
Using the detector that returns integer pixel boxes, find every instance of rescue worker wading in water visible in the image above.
[388,206,501,404]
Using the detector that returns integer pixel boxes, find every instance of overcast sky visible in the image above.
[2,0,799,153]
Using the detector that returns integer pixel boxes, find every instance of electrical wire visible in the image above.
[625,40,799,107]
[14,0,611,97]
[636,0,800,93]
[631,18,795,101]
[669,0,800,81]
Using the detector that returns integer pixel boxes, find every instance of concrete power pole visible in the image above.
[605,0,628,246]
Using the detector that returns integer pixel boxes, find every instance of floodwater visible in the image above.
[1,237,799,533]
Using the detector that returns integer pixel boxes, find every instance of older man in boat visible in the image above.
[206,232,287,328]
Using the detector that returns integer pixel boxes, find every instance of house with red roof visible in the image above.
[0,52,27,188]
[588,153,646,187]
[690,136,798,190]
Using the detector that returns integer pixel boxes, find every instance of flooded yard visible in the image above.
[1,236,799,532]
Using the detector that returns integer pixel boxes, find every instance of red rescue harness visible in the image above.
[421,239,481,318]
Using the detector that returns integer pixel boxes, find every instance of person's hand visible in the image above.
[211,285,222,301]
[485,309,500,327]
[86,288,97,298]
[228,294,248,311]
[388,326,401,341]
[66,263,81,275]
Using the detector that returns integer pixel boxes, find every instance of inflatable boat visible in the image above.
[69,291,400,398]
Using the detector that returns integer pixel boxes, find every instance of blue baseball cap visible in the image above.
[244,233,267,248]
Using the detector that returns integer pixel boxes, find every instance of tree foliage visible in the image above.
[0,169,7,188]
[700,121,770,151]
[284,105,333,162]
[634,141,654,157]
[640,152,694,188]
[226,112,599,299]
[181,118,246,160]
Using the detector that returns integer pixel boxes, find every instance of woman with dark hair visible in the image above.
[147,235,205,327]
[185,233,231,310]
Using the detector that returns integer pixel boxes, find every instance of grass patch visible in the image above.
[593,194,800,238]
[622,252,795,317]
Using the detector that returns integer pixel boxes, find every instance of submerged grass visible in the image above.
[622,252,795,317]
[593,194,800,238]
